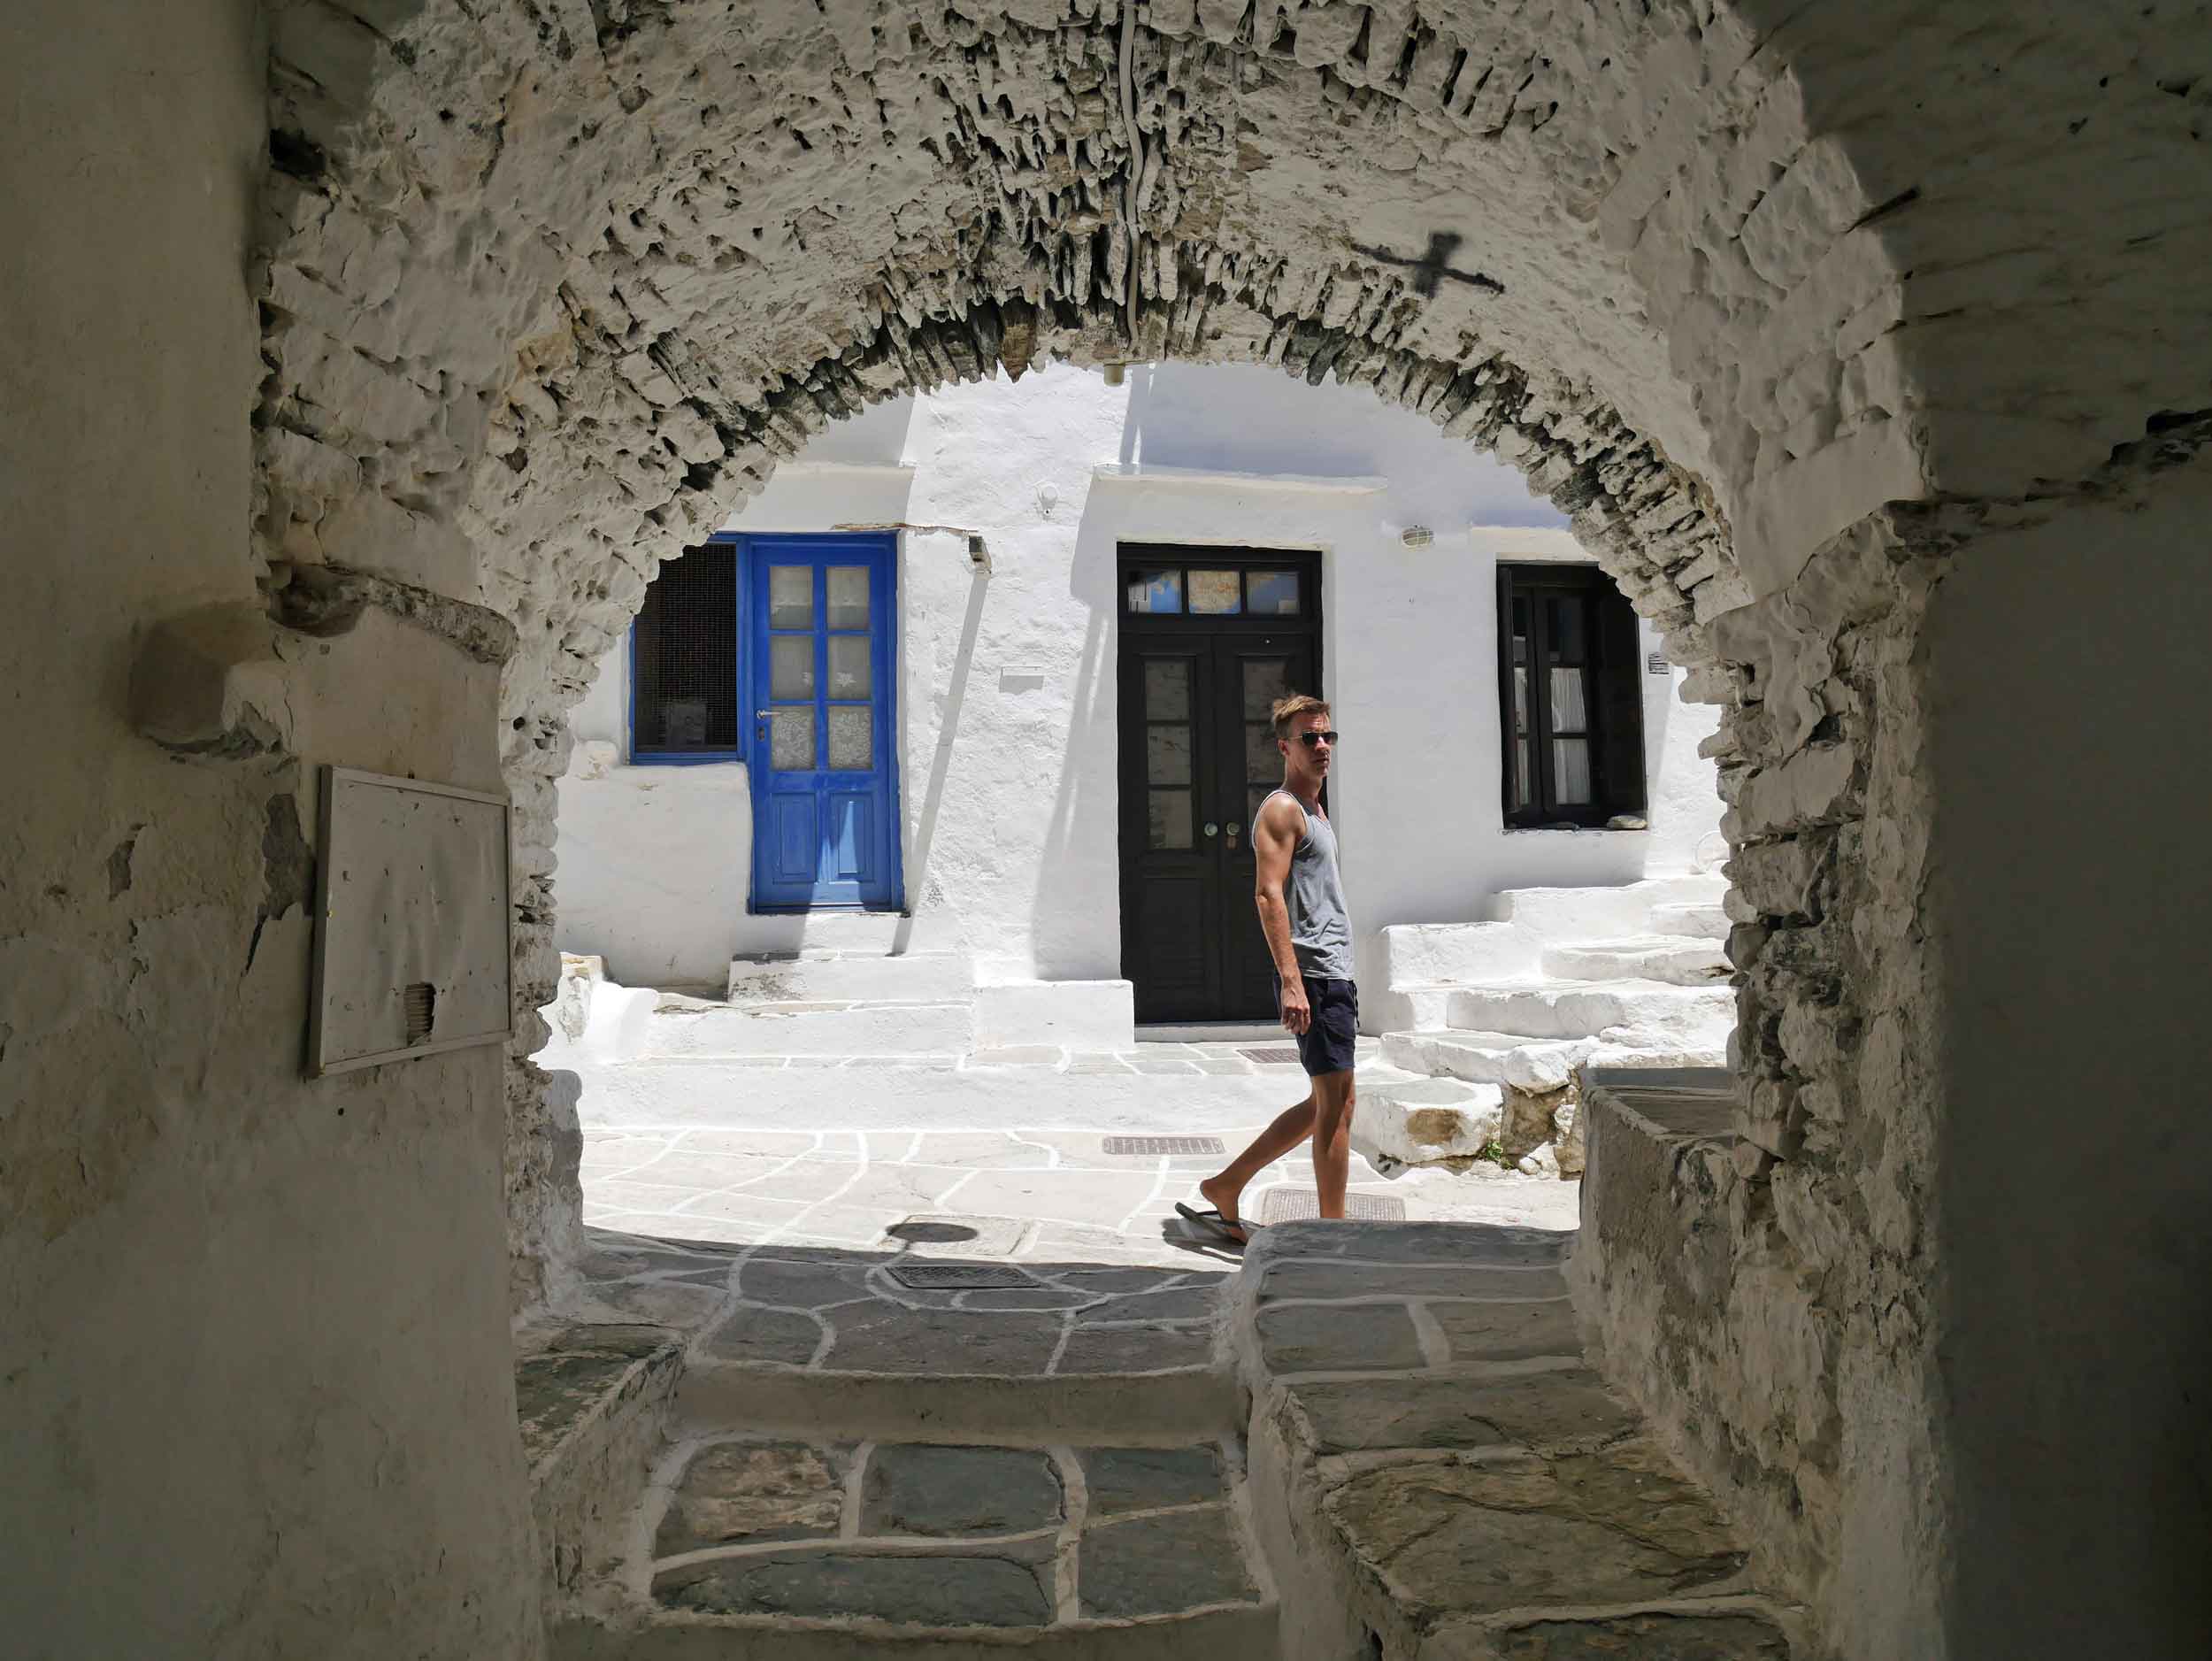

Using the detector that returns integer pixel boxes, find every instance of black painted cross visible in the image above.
[1351,230,1504,298]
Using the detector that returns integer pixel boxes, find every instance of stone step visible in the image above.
[727,951,972,1004]
[554,1434,1278,1658]
[1380,1028,1726,1093]
[1484,873,1725,938]
[1650,899,1732,940]
[1541,933,1732,987]
[1352,1073,1506,1173]
[1443,980,1736,1044]
[634,996,977,1059]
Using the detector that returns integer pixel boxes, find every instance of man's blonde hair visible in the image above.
[1271,693,1332,738]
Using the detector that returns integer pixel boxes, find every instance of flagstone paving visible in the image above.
[572,1039,1578,1270]
[534,1057,1800,1657]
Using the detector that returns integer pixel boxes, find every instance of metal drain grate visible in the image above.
[1239,1046,1302,1065]
[1258,1189,1408,1224]
[887,1263,1037,1291]
[1101,1135,1225,1157]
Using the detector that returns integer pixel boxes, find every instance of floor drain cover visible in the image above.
[887,1263,1037,1291]
[1239,1046,1302,1065]
[1102,1135,1225,1157]
[1259,1189,1408,1224]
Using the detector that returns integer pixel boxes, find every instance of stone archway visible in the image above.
[243,1,2212,1651]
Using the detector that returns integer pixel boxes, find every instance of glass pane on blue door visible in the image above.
[826,566,871,629]
[769,707,815,769]
[772,636,814,697]
[827,635,871,698]
[769,565,813,628]
[827,707,872,770]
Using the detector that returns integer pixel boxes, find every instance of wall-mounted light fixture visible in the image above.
[1399,526,1434,550]
[1037,481,1059,519]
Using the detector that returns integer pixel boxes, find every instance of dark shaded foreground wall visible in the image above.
[0,3,540,1654]
[1930,448,2212,1659]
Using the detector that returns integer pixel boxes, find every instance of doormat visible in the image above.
[882,1214,1030,1257]
[887,1263,1036,1291]
[1101,1135,1225,1157]
[1258,1189,1408,1224]
[1239,1046,1302,1065]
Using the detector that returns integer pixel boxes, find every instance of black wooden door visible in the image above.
[1117,549,1320,1024]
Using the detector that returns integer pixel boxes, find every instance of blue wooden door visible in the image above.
[745,533,902,910]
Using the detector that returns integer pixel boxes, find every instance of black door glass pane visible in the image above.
[1144,659,1191,719]
[1148,726,1193,786]
[1244,720,1279,781]
[1241,657,1291,719]
[634,543,737,751]
[1148,789,1194,849]
[1188,570,1242,614]
[1246,571,1300,616]
[1128,570,1184,612]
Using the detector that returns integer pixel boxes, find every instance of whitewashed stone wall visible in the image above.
[239,0,2212,1651]
[555,363,1724,997]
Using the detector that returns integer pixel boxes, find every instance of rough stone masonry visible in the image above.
[241,0,2212,1652]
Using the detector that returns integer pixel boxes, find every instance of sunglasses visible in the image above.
[1295,731,1340,748]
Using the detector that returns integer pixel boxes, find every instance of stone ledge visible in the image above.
[1230,1217,1806,1658]
[519,1322,687,1601]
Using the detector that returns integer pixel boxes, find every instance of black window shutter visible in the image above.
[1594,588,1647,816]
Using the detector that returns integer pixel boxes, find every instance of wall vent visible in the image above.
[403,981,437,1044]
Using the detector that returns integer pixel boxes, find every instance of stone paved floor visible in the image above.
[631,1435,1267,1629]
[572,1038,1580,1271]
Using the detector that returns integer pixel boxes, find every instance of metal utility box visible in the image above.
[307,766,512,1076]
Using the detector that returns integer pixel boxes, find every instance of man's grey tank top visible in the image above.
[1266,789,1356,980]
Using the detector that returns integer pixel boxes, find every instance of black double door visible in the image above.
[1116,549,1321,1024]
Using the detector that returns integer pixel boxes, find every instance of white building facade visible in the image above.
[553,363,1725,1055]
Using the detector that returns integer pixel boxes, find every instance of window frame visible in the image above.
[1495,562,1647,829]
[627,533,742,765]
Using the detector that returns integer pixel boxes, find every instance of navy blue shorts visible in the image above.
[1280,975,1358,1077]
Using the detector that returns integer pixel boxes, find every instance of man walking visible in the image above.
[1179,694,1356,1248]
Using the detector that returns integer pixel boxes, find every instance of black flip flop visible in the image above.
[1175,1202,1253,1247]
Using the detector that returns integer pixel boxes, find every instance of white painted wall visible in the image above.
[556,363,1723,1004]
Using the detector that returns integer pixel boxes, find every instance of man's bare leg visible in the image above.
[1310,1071,1356,1219]
[1198,1091,1316,1241]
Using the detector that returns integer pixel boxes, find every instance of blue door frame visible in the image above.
[738,531,902,911]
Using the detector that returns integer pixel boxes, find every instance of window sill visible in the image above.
[1502,818,1649,834]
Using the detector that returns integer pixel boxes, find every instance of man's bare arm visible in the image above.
[1252,795,1310,1034]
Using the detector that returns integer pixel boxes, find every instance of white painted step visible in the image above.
[1443,979,1735,1044]
[727,950,971,1004]
[1650,900,1731,940]
[1363,983,1455,1035]
[635,994,976,1058]
[1485,873,1726,937]
[1377,919,1539,987]
[1381,1028,1728,1093]
[1540,934,1732,987]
